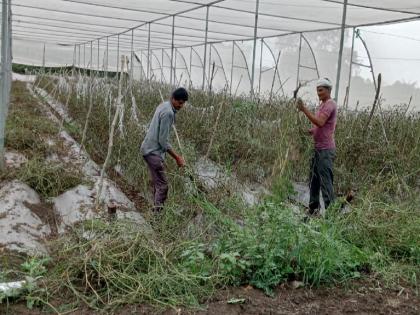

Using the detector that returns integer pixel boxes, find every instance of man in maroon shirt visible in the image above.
[297,78,337,214]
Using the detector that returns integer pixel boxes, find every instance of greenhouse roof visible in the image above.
[9,0,420,49]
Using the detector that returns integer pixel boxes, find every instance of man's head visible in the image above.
[170,87,189,110]
[316,78,332,101]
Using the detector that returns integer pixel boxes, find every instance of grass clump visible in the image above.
[341,196,420,285]
[42,219,221,310]
[6,81,58,157]
[17,157,84,198]
[2,81,84,199]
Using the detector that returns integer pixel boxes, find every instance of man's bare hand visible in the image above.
[175,155,185,168]
[296,98,305,111]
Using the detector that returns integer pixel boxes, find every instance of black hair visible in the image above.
[171,87,189,101]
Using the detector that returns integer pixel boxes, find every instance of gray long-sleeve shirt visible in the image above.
[140,101,176,159]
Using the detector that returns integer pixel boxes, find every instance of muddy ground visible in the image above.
[2,281,419,314]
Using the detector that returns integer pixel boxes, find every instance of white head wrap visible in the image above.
[316,77,333,89]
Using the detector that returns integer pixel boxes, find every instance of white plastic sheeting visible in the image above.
[3,1,420,106]
[5,0,420,67]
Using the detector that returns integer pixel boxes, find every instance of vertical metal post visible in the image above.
[189,47,193,89]
[42,43,46,68]
[83,44,86,69]
[208,44,212,88]
[0,0,12,170]
[170,15,175,86]
[117,34,120,79]
[202,5,209,90]
[130,29,134,83]
[161,48,164,84]
[250,0,260,95]
[71,44,75,69]
[335,0,348,101]
[72,45,76,67]
[97,39,100,73]
[296,33,302,88]
[147,23,151,81]
[230,40,235,95]
[174,48,178,85]
[78,45,81,69]
[90,41,93,75]
[258,38,263,96]
[106,37,109,76]
[72,45,76,77]
[345,27,355,109]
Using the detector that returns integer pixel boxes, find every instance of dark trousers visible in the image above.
[143,154,168,207]
[309,149,336,211]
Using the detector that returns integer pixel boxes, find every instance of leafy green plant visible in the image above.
[204,199,369,294]
[21,257,51,278]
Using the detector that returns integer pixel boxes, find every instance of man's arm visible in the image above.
[158,112,185,167]
[167,148,185,167]
[158,112,173,152]
[296,99,328,128]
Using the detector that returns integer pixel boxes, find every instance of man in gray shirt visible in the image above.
[140,88,188,210]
